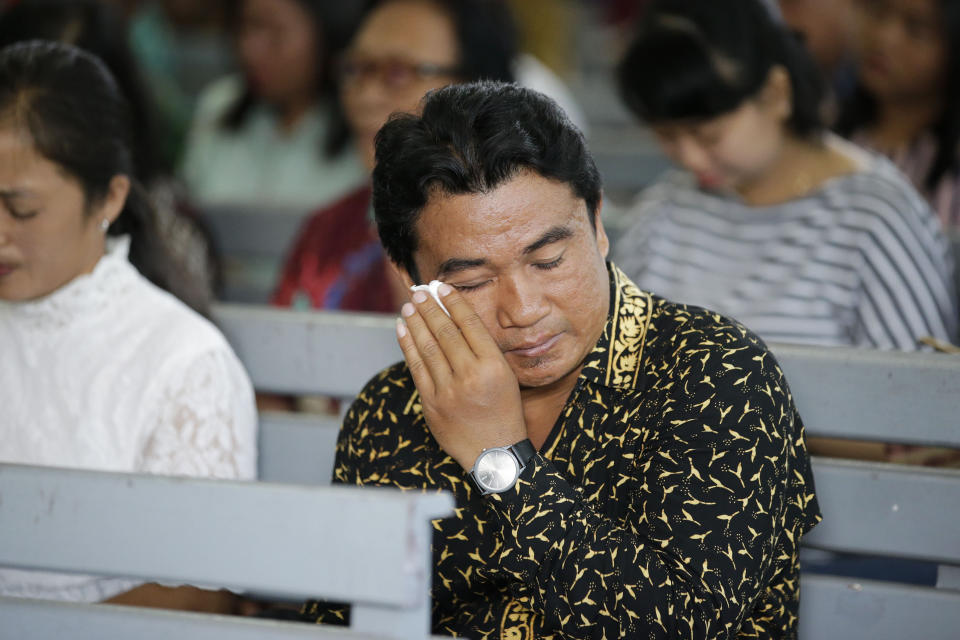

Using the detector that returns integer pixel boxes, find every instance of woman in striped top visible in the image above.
[613,0,957,350]
[836,0,960,231]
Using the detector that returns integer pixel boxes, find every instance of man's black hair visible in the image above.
[617,0,825,138]
[371,81,602,283]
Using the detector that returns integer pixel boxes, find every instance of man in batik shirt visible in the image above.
[303,82,820,639]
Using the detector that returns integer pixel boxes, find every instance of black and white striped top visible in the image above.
[612,154,958,350]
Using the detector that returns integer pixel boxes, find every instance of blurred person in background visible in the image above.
[612,0,957,351]
[271,0,516,313]
[127,0,235,167]
[836,0,960,231]
[0,40,256,608]
[179,0,366,210]
[778,0,857,120]
[0,0,218,314]
[506,0,588,133]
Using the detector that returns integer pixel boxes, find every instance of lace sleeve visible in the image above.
[138,347,257,480]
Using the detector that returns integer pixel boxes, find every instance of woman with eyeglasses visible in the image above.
[179,0,367,210]
[271,0,517,313]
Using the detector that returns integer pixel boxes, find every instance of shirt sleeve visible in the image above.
[850,180,959,349]
[137,346,258,480]
[481,332,818,639]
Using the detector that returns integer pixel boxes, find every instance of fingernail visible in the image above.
[396,317,407,337]
[438,283,452,297]
[401,302,415,317]
[412,290,428,304]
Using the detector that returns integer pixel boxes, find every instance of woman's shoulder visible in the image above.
[823,141,936,221]
[119,270,239,369]
[190,75,246,129]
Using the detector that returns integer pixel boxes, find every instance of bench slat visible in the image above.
[798,574,960,640]
[215,305,399,396]
[804,457,960,564]
[0,597,388,640]
[215,306,960,447]
[258,412,339,485]
[773,342,960,447]
[0,464,452,608]
[201,206,311,257]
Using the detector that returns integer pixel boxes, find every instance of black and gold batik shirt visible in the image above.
[304,265,821,639]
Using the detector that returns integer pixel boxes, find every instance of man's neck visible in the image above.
[520,366,583,450]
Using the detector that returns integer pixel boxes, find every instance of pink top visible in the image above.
[853,131,959,231]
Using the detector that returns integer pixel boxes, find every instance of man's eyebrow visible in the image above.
[0,189,30,199]
[436,257,489,279]
[523,225,573,255]
[434,226,575,278]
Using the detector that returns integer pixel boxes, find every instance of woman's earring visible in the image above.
[100,218,110,233]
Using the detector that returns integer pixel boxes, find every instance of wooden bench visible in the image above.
[0,462,453,639]
[199,204,315,304]
[214,303,960,639]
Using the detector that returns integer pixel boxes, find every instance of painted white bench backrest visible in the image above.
[0,463,453,639]
[214,304,960,639]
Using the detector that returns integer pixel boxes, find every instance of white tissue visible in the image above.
[410,280,450,317]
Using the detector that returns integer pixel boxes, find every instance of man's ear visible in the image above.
[593,197,609,259]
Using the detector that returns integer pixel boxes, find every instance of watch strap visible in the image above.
[509,438,536,471]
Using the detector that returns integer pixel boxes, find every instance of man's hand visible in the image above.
[396,283,527,471]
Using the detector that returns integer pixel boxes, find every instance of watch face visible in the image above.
[474,448,520,493]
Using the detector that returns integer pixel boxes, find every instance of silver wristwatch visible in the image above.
[469,439,536,495]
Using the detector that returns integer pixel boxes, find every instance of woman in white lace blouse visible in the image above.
[0,42,256,608]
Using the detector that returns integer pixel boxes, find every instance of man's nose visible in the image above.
[495,273,550,329]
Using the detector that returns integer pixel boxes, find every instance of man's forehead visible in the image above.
[417,190,584,249]
[420,174,586,227]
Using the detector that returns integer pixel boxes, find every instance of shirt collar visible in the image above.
[0,235,135,326]
[578,263,655,392]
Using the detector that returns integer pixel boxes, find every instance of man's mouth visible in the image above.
[505,333,562,358]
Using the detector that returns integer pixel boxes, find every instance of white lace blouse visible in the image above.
[0,237,257,602]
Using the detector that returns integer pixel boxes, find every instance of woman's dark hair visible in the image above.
[836,0,960,192]
[616,0,825,138]
[0,40,208,315]
[222,0,364,157]
[372,81,600,282]
[0,0,169,181]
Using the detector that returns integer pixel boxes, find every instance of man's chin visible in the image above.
[511,356,577,390]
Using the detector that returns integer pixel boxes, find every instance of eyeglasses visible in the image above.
[337,56,460,90]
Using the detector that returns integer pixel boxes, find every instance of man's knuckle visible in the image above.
[436,323,460,341]
[408,358,427,375]
[462,312,484,329]
[420,340,442,359]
